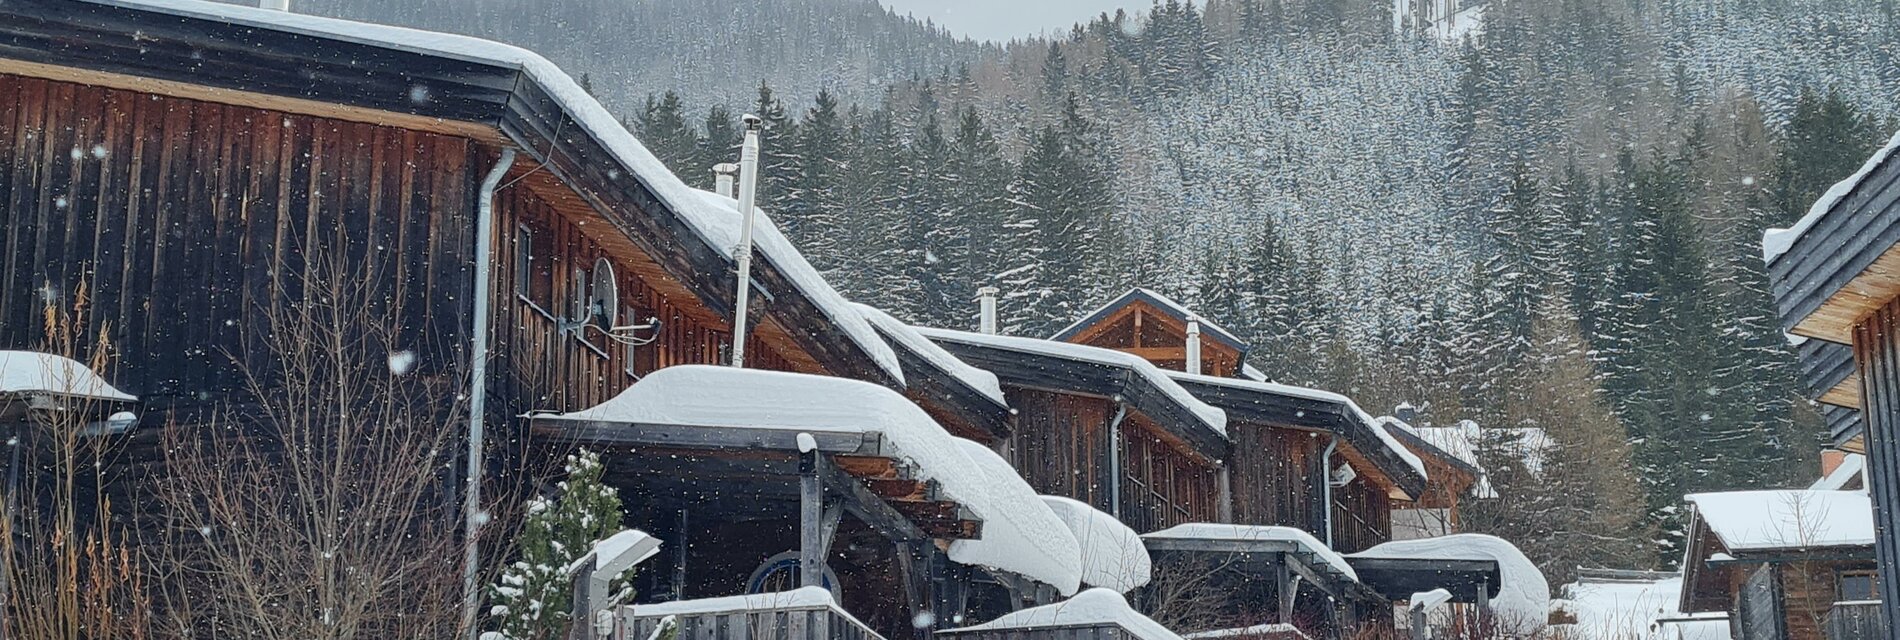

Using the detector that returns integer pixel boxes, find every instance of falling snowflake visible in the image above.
[387,350,418,375]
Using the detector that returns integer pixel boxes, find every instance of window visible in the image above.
[1840,571,1879,601]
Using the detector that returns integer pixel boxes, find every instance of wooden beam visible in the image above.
[823,456,930,542]
[1276,557,1297,625]
[800,449,825,588]
[0,58,507,144]
[532,419,879,454]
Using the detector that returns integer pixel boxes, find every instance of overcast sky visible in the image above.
[879,0,1148,43]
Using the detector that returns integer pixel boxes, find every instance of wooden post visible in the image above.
[1476,576,1491,613]
[1276,558,1297,626]
[1408,606,1428,640]
[671,507,688,600]
[800,450,825,588]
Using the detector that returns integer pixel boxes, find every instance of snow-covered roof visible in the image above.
[1556,575,1729,640]
[1762,129,1900,263]
[1167,372,1428,481]
[0,351,137,403]
[1040,495,1151,593]
[545,366,1081,593]
[629,586,839,617]
[1810,454,1865,491]
[1051,288,1246,351]
[83,0,905,387]
[917,328,1227,436]
[1142,523,1356,581]
[852,304,1006,407]
[1350,534,1548,631]
[946,588,1182,640]
[1685,489,1874,552]
[1183,624,1309,639]
[1382,418,1494,498]
[690,192,903,384]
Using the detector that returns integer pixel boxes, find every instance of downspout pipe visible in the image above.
[1106,400,1128,517]
[1321,435,1338,548]
[460,147,516,639]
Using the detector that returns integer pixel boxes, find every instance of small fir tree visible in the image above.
[487,450,629,640]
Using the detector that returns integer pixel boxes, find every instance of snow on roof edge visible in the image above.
[1762,128,1900,264]
[1051,288,1243,349]
[852,304,1006,407]
[1167,371,1428,482]
[88,0,905,386]
[0,351,137,402]
[1685,489,1875,552]
[1143,523,1357,581]
[947,588,1183,640]
[918,327,1227,437]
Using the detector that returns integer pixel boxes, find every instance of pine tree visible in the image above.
[488,450,629,640]
[1768,87,1882,223]
[634,91,702,179]
[948,107,1018,330]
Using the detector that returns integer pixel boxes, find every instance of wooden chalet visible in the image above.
[918,327,1232,534]
[0,0,1024,637]
[1047,289,1432,553]
[1766,129,1900,635]
[1378,417,1487,541]
[1678,490,1880,640]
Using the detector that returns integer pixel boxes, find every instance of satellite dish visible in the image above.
[591,258,618,329]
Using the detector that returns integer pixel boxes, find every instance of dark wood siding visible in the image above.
[1118,412,1221,532]
[1230,424,1325,536]
[1007,389,1115,511]
[1851,297,1900,638]
[0,72,478,399]
[1330,477,1391,554]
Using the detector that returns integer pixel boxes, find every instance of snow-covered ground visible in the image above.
[1555,576,1729,640]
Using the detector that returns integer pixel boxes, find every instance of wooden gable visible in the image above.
[1055,290,1247,377]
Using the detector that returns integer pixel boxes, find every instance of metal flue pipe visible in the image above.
[714,162,738,199]
[977,286,999,335]
[728,115,764,368]
[1185,316,1203,374]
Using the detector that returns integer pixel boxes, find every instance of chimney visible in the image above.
[727,115,764,368]
[1184,315,1202,374]
[258,0,289,9]
[713,162,739,198]
[1822,449,1849,477]
[1395,403,1418,424]
[977,286,999,335]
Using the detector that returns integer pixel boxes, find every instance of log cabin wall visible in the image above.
[0,72,480,401]
[1330,476,1392,554]
[1228,424,1325,536]
[1853,296,1900,633]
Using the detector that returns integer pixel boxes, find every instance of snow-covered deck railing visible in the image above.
[621,587,885,640]
[533,366,1084,594]
[1349,534,1548,633]
[1163,372,1428,499]
[939,588,1184,640]
[1685,489,1875,553]
[916,327,1229,457]
[1181,624,1310,640]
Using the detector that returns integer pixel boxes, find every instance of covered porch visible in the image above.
[1136,524,1381,639]
[530,365,1086,637]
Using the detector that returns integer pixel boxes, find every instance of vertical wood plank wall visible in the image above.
[1229,425,1324,536]
[1853,297,1900,635]
[0,72,477,399]
[1330,478,1391,554]
[1005,389,1222,533]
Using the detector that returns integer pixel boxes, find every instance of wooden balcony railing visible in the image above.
[1825,601,1887,640]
